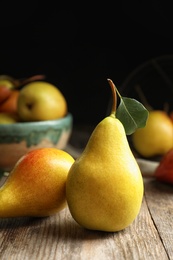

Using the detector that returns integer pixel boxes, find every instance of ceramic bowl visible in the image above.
[0,113,73,173]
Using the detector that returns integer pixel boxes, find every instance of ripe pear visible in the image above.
[0,112,19,124]
[132,110,173,158]
[66,79,144,232]
[0,148,74,218]
[0,79,14,89]
[17,81,67,122]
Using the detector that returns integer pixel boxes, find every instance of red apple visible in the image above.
[154,148,173,184]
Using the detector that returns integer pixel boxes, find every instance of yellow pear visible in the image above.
[17,81,67,122]
[0,79,14,89]
[66,79,144,232]
[0,112,18,124]
[0,148,74,218]
[132,110,173,158]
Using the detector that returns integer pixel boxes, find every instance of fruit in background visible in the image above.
[66,79,144,232]
[17,81,67,122]
[0,74,46,90]
[0,89,19,114]
[0,86,12,104]
[132,110,173,158]
[169,111,173,123]
[0,79,14,89]
[154,148,173,184]
[0,75,17,90]
[0,112,19,124]
[0,148,75,218]
[131,84,173,158]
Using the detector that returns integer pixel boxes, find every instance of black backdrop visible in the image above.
[1,2,173,125]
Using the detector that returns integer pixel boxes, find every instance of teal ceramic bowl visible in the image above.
[0,113,73,173]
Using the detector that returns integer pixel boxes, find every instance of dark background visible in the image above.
[1,1,173,125]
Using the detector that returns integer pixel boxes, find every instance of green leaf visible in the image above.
[116,97,149,135]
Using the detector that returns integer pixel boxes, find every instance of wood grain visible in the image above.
[144,179,173,259]
[0,179,171,259]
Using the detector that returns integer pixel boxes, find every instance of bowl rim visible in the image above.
[0,113,73,134]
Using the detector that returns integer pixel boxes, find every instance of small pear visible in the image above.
[132,110,173,158]
[0,148,74,218]
[0,112,19,124]
[66,79,144,232]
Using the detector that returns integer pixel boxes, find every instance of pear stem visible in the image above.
[107,79,117,115]
[20,75,46,87]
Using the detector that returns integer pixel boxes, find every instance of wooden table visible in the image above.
[0,177,173,260]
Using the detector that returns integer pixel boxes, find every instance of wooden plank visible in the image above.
[0,191,168,260]
[144,178,173,259]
